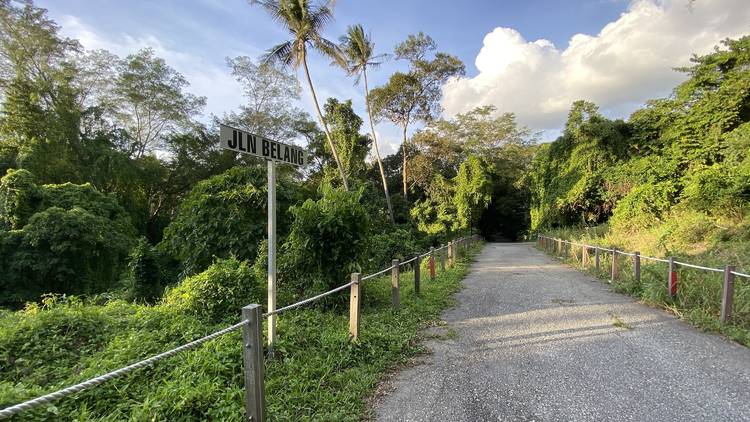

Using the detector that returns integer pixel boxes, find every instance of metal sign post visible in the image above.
[220,124,308,353]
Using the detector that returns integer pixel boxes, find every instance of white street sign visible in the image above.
[220,124,307,167]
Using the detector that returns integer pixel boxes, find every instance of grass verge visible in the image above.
[536,235,750,347]
[0,244,482,421]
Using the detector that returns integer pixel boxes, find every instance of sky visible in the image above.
[37,0,750,155]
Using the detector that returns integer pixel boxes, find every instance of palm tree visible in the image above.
[338,24,395,224]
[251,0,349,190]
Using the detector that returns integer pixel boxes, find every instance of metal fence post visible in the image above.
[448,241,454,268]
[721,265,735,323]
[595,247,600,271]
[611,248,619,282]
[668,257,677,298]
[429,247,436,280]
[241,304,265,422]
[391,259,400,309]
[349,273,361,339]
[634,252,641,282]
[414,255,421,295]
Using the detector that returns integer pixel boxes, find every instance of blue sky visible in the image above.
[37,0,750,154]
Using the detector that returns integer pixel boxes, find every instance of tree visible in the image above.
[221,56,312,143]
[338,24,395,223]
[111,48,206,158]
[0,0,84,182]
[454,155,493,233]
[308,98,370,185]
[251,0,350,190]
[369,32,464,200]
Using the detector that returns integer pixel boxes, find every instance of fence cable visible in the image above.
[263,281,356,318]
[0,320,247,419]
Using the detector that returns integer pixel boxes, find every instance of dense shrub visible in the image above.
[125,238,167,303]
[160,167,298,276]
[280,187,370,298]
[162,258,262,323]
[609,181,676,229]
[365,228,423,272]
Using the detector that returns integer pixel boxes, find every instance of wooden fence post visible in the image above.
[611,248,619,282]
[391,259,400,309]
[582,245,589,268]
[668,257,677,298]
[241,304,265,422]
[721,265,735,323]
[595,247,600,271]
[557,238,562,255]
[634,252,641,282]
[414,255,421,295]
[349,273,361,339]
[429,247,436,280]
[439,245,446,272]
[448,241,454,268]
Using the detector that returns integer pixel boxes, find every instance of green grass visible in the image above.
[0,244,482,421]
[537,231,750,347]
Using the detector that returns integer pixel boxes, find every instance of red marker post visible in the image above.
[668,257,678,298]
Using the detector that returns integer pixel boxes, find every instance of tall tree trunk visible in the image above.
[363,69,395,224]
[402,123,408,201]
[302,55,349,191]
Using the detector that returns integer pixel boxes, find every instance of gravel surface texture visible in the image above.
[374,242,750,422]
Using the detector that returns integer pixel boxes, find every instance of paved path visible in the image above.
[374,242,750,422]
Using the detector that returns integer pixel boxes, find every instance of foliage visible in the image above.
[454,155,493,232]
[125,238,167,304]
[160,166,298,276]
[109,48,206,158]
[531,36,750,232]
[365,227,424,272]
[220,56,312,144]
[252,0,351,190]
[162,258,262,324]
[0,169,136,307]
[280,187,370,298]
[0,242,481,421]
[308,98,371,187]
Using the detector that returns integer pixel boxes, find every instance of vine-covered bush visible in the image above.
[0,170,137,307]
[160,166,298,277]
[280,187,370,298]
[162,258,262,323]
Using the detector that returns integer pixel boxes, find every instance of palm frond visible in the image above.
[313,36,344,65]
[250,0,293,33]
[261,41,296,68]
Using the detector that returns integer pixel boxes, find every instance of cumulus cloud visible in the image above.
[442,0,750,131]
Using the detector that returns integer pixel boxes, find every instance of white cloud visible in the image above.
[442,0,750,131]
[59,15,243,120]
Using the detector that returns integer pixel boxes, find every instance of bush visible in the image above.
[125,238,166,303]
[609,181,676,230]
[162,258,262,323]
[366,228,423,272]
[160,167,298,276]
[280,187,370,299]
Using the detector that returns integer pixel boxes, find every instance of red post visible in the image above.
[429,247,436,280]
[668,257,677,298]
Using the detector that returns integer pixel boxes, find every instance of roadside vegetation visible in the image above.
[533,36,750,345]
[0,244,481,421]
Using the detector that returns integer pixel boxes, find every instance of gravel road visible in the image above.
[373,242,750,422]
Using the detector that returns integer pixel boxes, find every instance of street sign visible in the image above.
[218,123,311,355]
[220,124,308,167]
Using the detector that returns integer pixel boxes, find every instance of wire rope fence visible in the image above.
[0,235,483,421]
[537,234,748,327]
